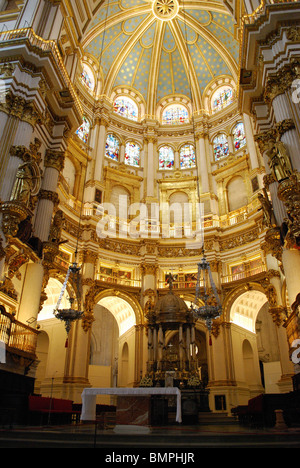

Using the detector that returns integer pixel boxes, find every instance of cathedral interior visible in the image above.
[0,0,300,448]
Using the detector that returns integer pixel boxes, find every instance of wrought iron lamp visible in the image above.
[53,261,84,334]
[192,253,222,335]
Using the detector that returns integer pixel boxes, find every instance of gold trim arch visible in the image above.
[222,283,269,333]
[93,287,144,334]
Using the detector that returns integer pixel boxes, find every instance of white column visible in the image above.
[34,150,64,242]
[17,262,44,324]
[272,94,300,171]
[243,113,259,169]
[94,118,108,182]
[196,134,209,193]
[146,137,155,198]
[282,248,300,306]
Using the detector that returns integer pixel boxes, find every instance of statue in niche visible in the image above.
[266,138,293,182]
[258,188,277,228]
[10,155,39,207]
[48,210,65,244]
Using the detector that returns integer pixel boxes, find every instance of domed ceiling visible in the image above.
[82,0,239,114]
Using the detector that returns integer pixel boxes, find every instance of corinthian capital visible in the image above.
[44,149,65,171]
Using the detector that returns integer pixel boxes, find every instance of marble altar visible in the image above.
[80,387,182,424]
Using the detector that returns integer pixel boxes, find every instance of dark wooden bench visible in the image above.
[232,391,300,428]
[28,395,81,425]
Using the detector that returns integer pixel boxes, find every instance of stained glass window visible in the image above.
[213,134,229,160]
[211,86,233,113]
[159,146,174,169]
[125,141,140,166]
[233,122,246,151]
[180,144,196,169]
[162,104,189,125]
[76,116,90,144]
[105,134,120,161]
[80,64,95,91]
[113,96,138,121]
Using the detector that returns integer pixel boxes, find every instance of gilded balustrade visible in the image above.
[0,306,39,357]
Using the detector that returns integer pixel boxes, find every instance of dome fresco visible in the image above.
[82,0,239,113]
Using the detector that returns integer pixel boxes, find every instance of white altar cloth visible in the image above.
[80,387,182,423]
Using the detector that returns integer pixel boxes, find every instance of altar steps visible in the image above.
[0,425,300,448]
[197,412,238,425]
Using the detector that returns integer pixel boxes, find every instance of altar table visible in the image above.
[80,387,182,423]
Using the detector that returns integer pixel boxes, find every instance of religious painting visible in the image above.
[231,263,245,280]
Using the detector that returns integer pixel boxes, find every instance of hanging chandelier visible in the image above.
[192,254,222,334]
[53,261,84,334]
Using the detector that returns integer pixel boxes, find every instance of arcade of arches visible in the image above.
[0,0,300,419]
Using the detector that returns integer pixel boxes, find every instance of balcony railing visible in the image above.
[0,27,83,115]
[0,306,39,357]
[221,264,267,284]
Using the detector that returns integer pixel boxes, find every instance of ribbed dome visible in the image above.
[82,0,239,113]
[154,289,189,323]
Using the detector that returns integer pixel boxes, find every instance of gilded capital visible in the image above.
[38,189,60,205]
[44,149,65,172]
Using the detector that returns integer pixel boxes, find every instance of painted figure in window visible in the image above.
[162,105,189,125]
[213,134,229,160]
[180,144,196,169]
[125,142,140,166]
[105,134,120,161]
[76,116,90,144]
[212,87,233,112]
[233,122,246,150]
[159,146,174,169]
[80,64,95,91]
[113,97,138,121]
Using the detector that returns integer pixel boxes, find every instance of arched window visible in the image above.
[211,86,233,113]
[162,104,189,125]
[232,122,246,151]
[179,144,196,169]
[76,116,90,144]
[125,141,140,167]
[80,63,95,91]
[113,96,138,121]
[213,134,229,161]
[159,145,174,169]
[105,134,120,161]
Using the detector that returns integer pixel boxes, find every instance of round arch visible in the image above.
[223,284,268,332]
[94,288,144,332]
